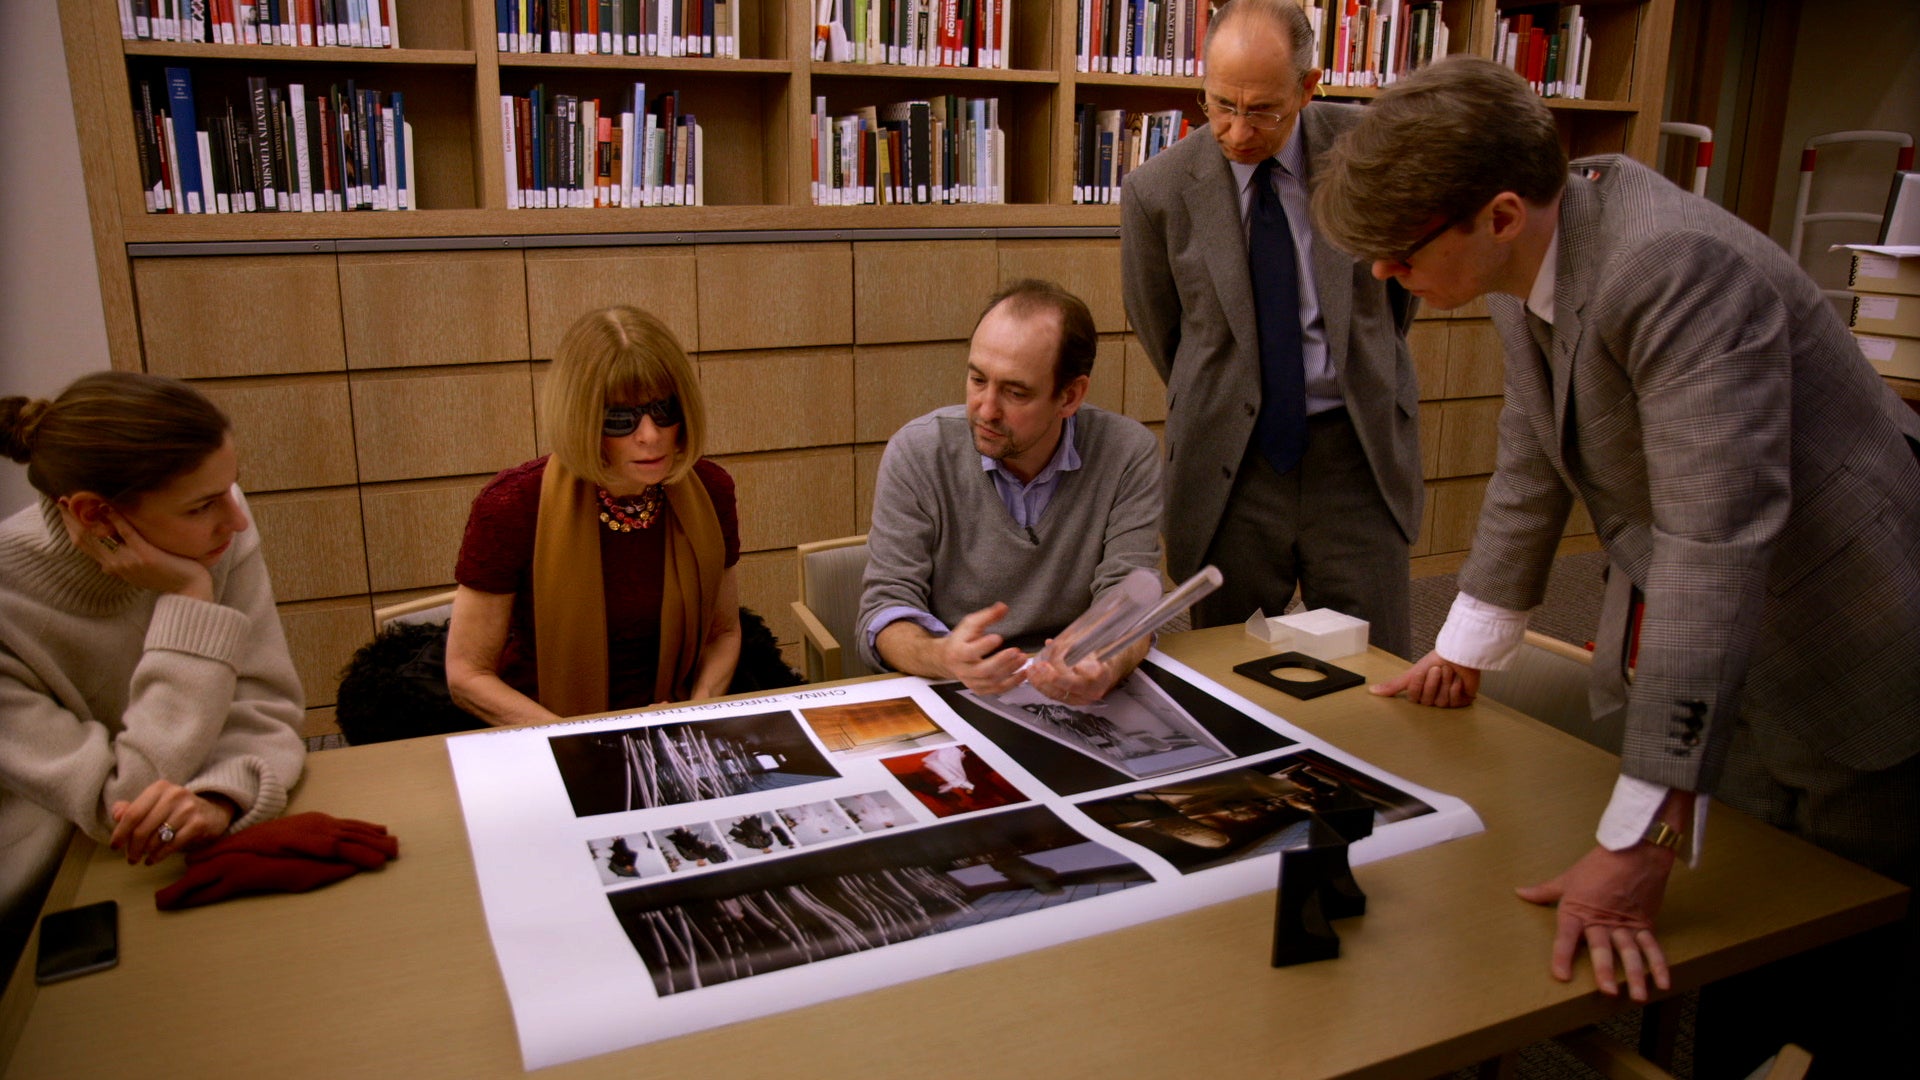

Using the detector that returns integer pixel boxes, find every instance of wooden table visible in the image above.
[2,628,1906,1079]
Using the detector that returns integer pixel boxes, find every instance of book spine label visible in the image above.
[248,78,276,210]
[290,84,313,211]
[163,68,204,213]
[502,96,520,208]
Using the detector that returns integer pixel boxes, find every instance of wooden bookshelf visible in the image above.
[59,0,1672,733]
[69,0,1676,241]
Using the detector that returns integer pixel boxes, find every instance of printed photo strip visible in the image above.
[800,697,955,756]
[935,661,1294,796]
[881,744,1030,818]
[548,709,840,817]
[961,673,1234,780]
[1074,748,1438,875]
[607,806,1153,995]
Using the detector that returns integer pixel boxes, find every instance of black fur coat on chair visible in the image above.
[335,607,803,745]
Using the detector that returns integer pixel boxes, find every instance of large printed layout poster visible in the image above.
[448,652,1484,1069]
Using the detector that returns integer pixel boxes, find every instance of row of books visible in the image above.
[118,0,401,47]
[496,0,741,58]
[811,0,1010,68]
[1075,0,1208,77]
[1494,5,1592,99]
[134,68,413,214]
[1071,106,1188,205]
[810,96,1005,206]
[1303,0,1450,89]
[500,85,705,208]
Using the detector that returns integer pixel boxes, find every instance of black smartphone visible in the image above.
[34,900,119,985]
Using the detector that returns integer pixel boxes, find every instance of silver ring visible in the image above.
[158,823,176,844]
[98,535,121,552]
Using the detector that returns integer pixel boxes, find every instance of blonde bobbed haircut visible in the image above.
[541,306,705,488]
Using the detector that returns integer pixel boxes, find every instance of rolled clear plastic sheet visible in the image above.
[1032,568,1162,671]
[1036,565,1224,669]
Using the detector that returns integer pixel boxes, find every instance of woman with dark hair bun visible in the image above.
[0,372,306,959]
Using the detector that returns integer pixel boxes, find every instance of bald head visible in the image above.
[1201,0,1321,165]
[1206,0,1318,80]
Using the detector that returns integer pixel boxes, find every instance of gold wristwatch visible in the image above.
[1643,820,1686,852]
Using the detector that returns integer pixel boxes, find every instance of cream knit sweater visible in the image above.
[0,489,306,926]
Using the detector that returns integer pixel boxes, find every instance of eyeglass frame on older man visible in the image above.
[1194,92,1296,132]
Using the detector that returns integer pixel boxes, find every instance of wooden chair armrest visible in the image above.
[1558,1027,1673,1080]
[374,589,459,629]
[791,600,843,682]
[1762,1045,1812,1080]
[1521,630,1597,667]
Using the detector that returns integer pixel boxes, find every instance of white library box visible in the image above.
[1250,608,1371,661]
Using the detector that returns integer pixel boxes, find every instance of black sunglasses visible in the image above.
[603,397,684,436]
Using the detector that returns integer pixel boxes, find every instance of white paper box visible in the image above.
[1244,607,1296,647]
[1273,608,1370,660]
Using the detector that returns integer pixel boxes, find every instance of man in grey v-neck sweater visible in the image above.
[857,281,1164,705]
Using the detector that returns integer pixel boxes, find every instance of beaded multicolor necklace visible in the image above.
[596,485,664,532]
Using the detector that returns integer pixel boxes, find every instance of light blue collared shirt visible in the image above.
[1229,124,1340,414]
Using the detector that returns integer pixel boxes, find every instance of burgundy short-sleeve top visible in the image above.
[455,456,740,710]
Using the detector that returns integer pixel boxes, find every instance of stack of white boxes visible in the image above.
[1848,249,1920,381]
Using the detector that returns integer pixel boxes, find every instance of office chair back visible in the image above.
[791,535,872,682]
[1478,631,1622,755]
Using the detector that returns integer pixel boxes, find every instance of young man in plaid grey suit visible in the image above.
[1313,56,1919,1076]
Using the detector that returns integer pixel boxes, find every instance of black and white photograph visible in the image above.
[962,674,1233,780]
[778,800,863,845]
[934,661,1294,796]
[799,697,955,756]
[608,805,1154,996]
[718,812,799,860]
[653,821,735,873]
[548,710,841,817]
[588,832,673,886]
[1074,749,1438,875]
[835,791,915,832]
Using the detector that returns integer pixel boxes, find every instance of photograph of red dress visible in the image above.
[882,745,1029,818]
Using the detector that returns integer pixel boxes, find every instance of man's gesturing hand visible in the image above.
[940,603,1028,695]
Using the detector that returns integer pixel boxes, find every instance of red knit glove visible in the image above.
[154,850,363,911]
[185,811,399,870]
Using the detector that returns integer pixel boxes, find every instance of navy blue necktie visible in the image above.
[1248,157,1307,476]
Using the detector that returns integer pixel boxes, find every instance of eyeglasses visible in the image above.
[603,397,684,436]
[1392,213,1467,266]
[1196,94,1289,131]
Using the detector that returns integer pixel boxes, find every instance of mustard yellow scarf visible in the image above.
[530,458,723,718]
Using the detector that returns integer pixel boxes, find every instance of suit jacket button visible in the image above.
[1244,402,1256,416]
[1221,464,1233,479]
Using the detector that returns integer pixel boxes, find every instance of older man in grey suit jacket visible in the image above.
[1316,56,1920,1071]
[1121,0,1421,656]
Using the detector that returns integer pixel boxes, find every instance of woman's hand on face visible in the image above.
[59,502,214,601]
[109,780,237,866]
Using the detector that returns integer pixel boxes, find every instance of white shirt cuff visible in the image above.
[1434,592,1530,671]
[1596,775,1708,867]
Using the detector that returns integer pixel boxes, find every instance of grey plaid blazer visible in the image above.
[1459,155,1920,796]
[1121,103,1423,581]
